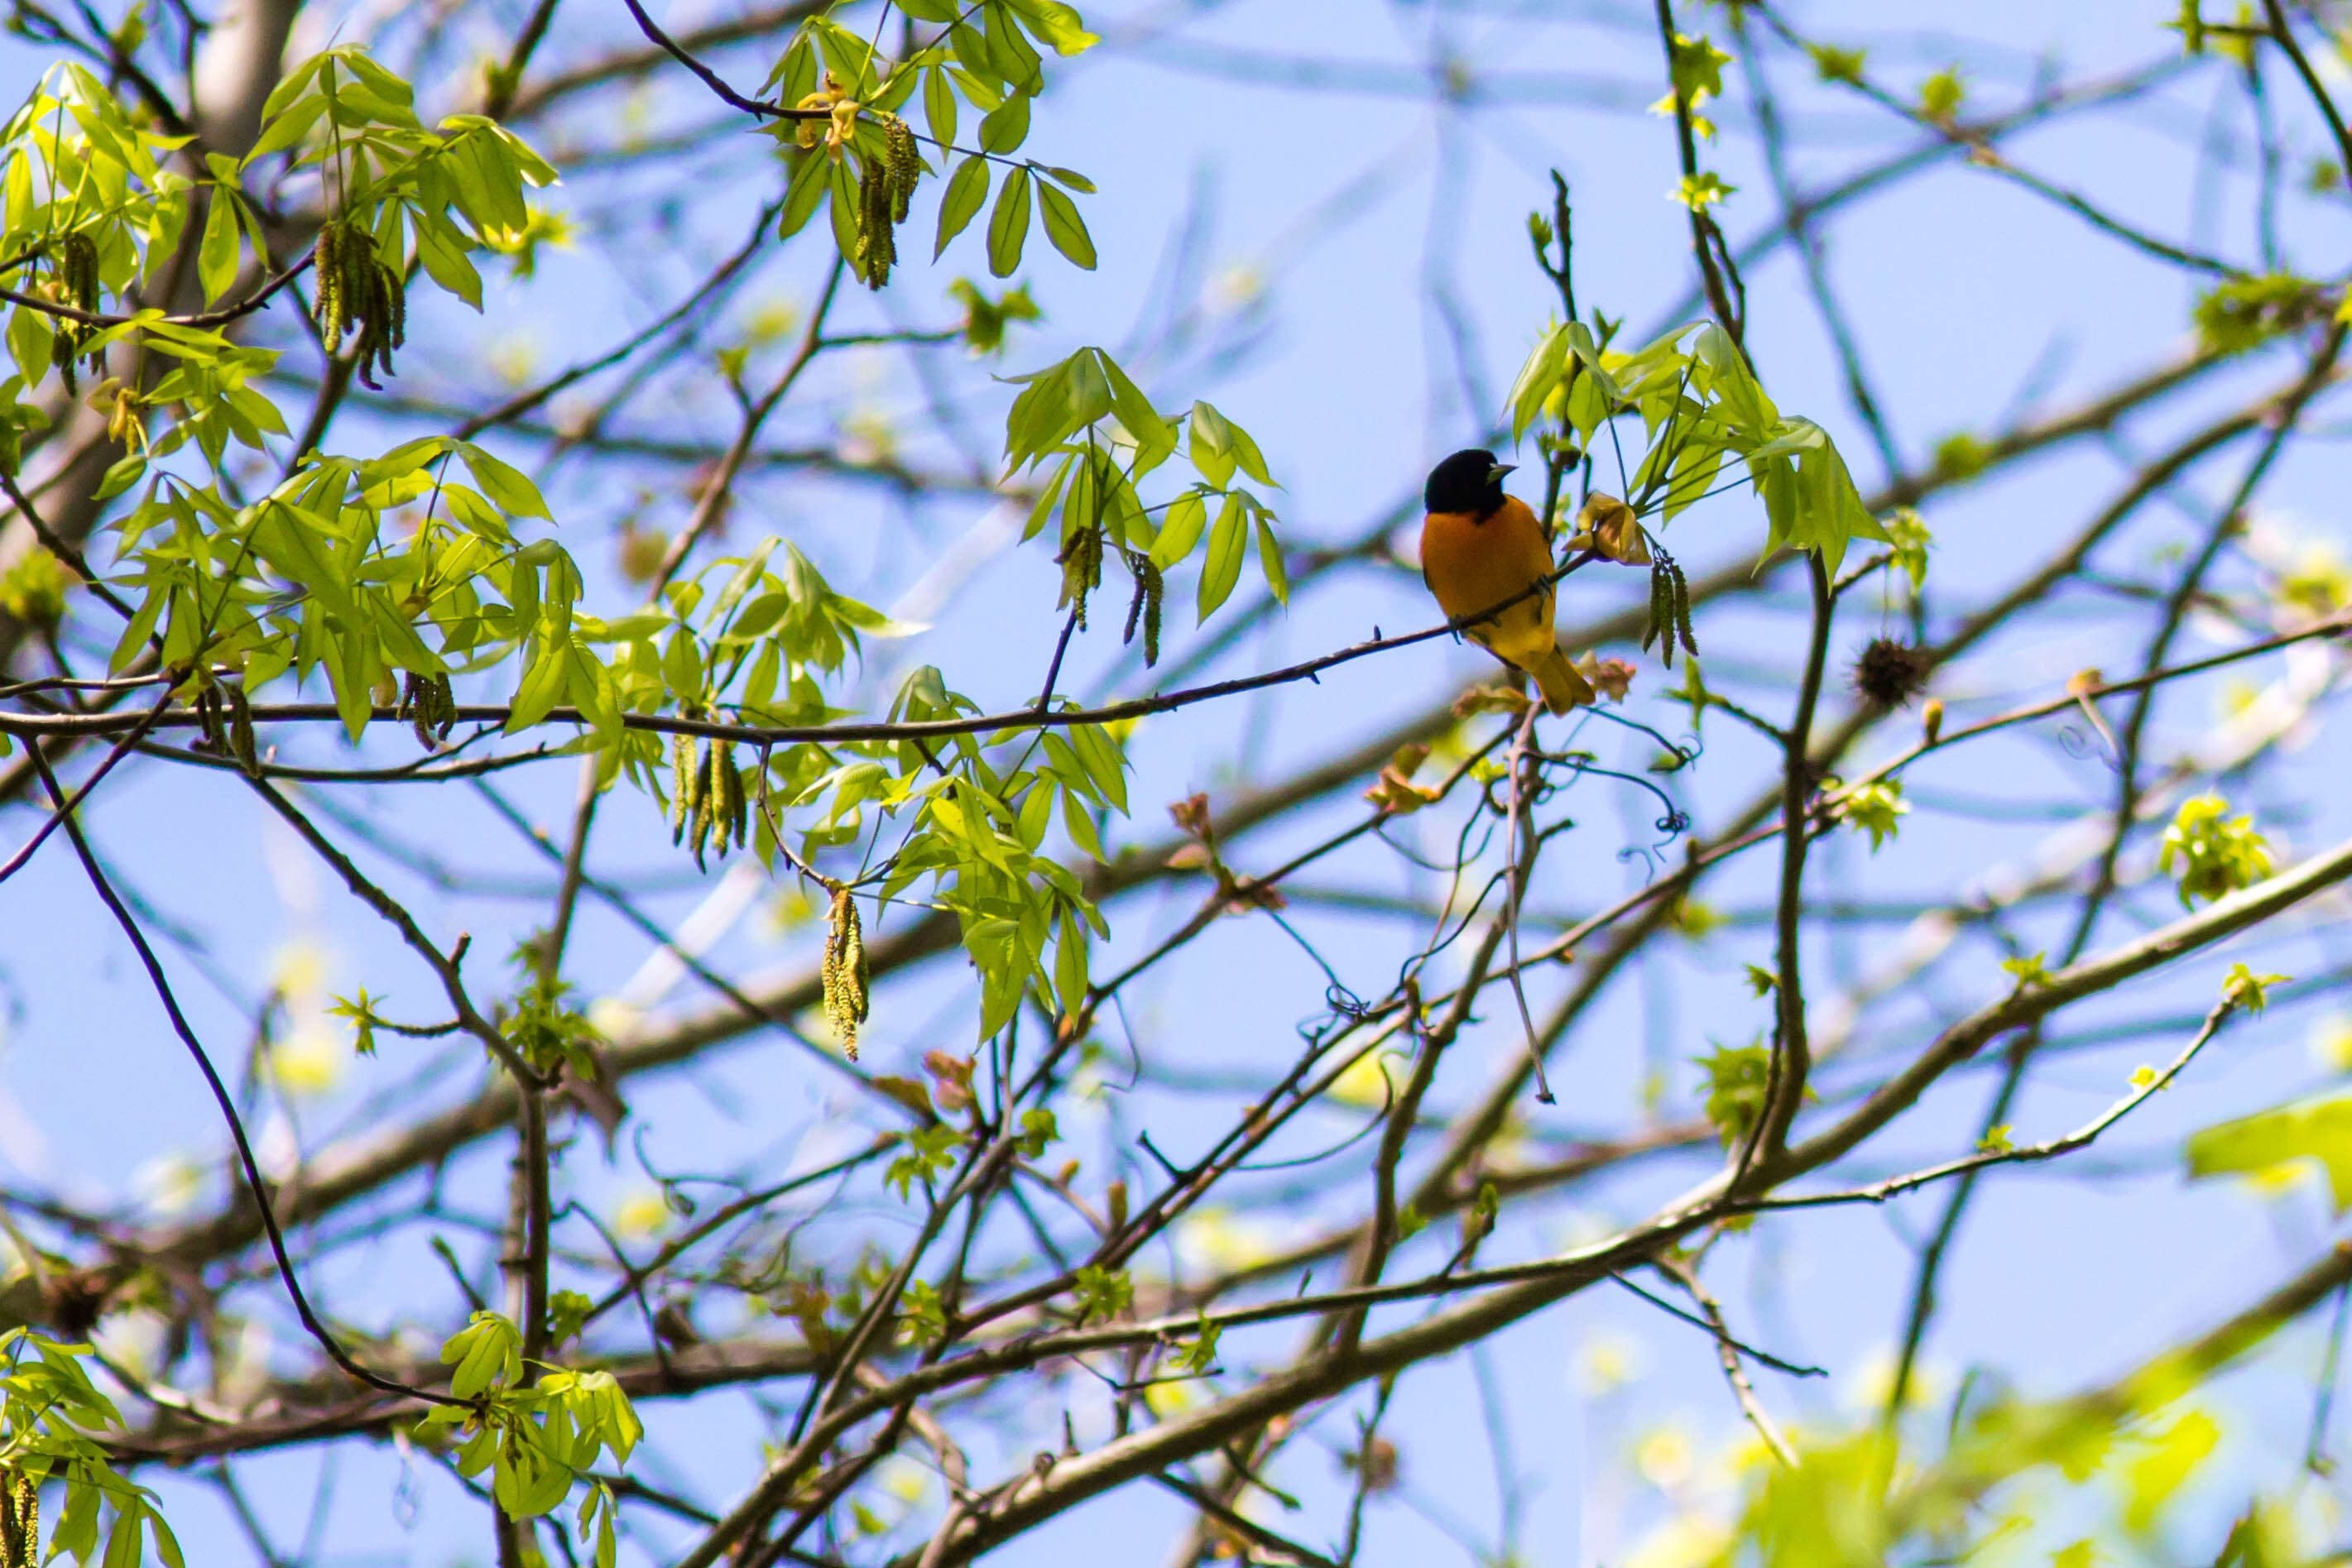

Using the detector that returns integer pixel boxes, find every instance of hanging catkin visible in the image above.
[821,889,870,1058]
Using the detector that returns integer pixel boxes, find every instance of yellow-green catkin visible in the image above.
[857,158,898,289]
[312,221,406,386]
[1121,553,1163,667]
[714,741,746,855]
[821,889,870,1058]
[884,115,919,223]
[670,733,695,843]
[689,741,716,866]
[314,222,348,353]
[1,1469,39,1568]
[1058,521,1103,631]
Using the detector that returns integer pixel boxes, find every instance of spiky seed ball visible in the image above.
[1853,637,1932,709]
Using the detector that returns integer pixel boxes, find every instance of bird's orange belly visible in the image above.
[1421,513,1558,669]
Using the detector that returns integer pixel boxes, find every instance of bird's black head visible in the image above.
[1425,448,1516,515]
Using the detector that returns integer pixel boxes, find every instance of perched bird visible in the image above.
[1419,448,1593,714]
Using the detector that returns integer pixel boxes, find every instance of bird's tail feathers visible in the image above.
[1528,644,1596,717]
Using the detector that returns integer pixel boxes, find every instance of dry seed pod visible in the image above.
[821,888,870,1058]
[1852,637,1930,709]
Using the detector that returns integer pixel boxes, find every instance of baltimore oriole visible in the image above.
[1420,448,1593,714]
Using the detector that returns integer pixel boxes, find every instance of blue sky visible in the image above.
[8,1,2352,1563]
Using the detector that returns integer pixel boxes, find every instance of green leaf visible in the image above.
[935,155,989,258]
[460,444,551,519]
[1186,400,1274,489]
[103,1497,144,1568]
[2125,1411,2218,1532]
[2222,963,2290,1014]
[987,164,1031,277]
[2159,793,2273,908]
[326,633,377,742]
[998,352,1092,471]
[6,305,53,389]
[1505,323,1570,442]
[414,215,483,309]
[777,148,833,241]
[1035,180,1096,269]
[1053,908,1088,1014]
[95,452,146,504]
[979,93,1030,154]
[948,22,995,83]
[1070,1263,1133,1323]
[984,5,1043,89]
[244,93,325,162]
[1061,785,1105,859]
[1097,352,1173,469]
[1008,0,1099,55]
[1196,494,1246,621]
[508,636,570,731]
[1255,515,1287,603]
[257,52,327,122]
[1746,416,1885,573]
[1150,491,1207,569]
[828,154,862,270]
[198,185,241,304]
[1065,722,1127,812]
[2000,952,2052,988]
[147,1513,185,1568]
[923,65,958,151]
[444,1311,521,1397]
[2188,1089,2352,1210]
[1667,32,1733,102]
[1188,402,1236,488]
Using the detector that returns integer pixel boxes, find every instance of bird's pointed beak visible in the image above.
[1486,463,1518,484]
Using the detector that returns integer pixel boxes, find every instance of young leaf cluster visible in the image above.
[419,1311,643,1551]
[766,7,1102,283]
[1505,317,1889,573]
[1005,348,1286,638]
[2158,793,2273,908]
